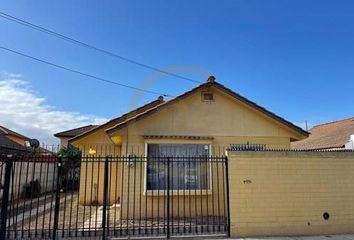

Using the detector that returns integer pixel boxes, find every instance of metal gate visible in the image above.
[0,153,230,239]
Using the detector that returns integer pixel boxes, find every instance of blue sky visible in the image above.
[0,0,354,143]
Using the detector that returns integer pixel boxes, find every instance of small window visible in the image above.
[202,92,214,101]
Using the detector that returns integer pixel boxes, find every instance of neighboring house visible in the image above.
[54,125,98,147]
[0,125,30,154]
[61,77,308,212]
[292,117,354,150]
[0,125,53,155]
[0,126,57,199]
[0,125,30,144]
[0,135,28,154]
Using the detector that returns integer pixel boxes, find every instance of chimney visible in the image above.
[345,134,354,150]
[207,75,216,83]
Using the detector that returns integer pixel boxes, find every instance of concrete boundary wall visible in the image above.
[227,150,354,237]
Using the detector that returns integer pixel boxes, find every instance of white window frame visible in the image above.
[143,142,213,195]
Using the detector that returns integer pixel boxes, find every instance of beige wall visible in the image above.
[75,131,122,204]
[78,160,122,206]
[112,87,304,153]
[58,136,70,147]
[74,130,122,156]
[72,86,305,156]
[227,150,354,237]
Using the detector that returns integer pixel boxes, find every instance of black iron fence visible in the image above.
[0,154,230,239]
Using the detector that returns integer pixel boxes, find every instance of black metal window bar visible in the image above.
[229,143,266,151]
[0,153,230,239]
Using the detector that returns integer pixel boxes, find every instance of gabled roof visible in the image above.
[106,78,309,138]
[69,97,165,143]
[0,125,30,140]
[291,117,354,150]
[54,125,98,138]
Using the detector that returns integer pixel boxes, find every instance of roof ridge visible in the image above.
[311,116,354,129]
[54,124,98,137]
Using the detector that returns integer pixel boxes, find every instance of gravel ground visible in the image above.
[6,192,227,238]
[8,191,93,231]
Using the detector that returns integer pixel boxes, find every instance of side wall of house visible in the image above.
[58,136,71,147]
[74,130,121,156]
[227,151,354,237]
[75,129,122,205]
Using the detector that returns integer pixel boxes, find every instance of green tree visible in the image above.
[57,146,81,190]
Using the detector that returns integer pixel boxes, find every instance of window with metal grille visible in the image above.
[146,144,211,191]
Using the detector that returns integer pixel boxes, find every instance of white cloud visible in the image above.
[0,70,22,79]
[0,74,108,144]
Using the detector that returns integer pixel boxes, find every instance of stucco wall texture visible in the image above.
[228,150,354,237]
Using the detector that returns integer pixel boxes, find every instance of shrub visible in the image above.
[23,179,41,198]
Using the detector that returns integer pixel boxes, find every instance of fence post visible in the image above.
[0,156,13,240]
[166,157,170,239]
[224,156,231,237]
[102,156,109,240]
[53,157,62,240]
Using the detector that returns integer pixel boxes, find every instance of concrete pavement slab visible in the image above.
[235,236,354,240]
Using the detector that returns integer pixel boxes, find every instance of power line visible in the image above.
[0,46,173,97]
[0,12,202,84]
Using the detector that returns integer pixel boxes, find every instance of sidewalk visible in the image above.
[82,235,354,240]
[236,235,354,240]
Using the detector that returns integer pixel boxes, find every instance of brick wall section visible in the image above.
[227,150,354,237]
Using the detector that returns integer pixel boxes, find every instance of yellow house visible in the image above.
[69,76,308,223]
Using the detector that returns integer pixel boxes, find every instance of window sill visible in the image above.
[143,190,212,196]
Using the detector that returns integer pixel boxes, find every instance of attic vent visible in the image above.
[202,92,214,101]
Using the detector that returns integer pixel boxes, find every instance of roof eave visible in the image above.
[69,98,165,144]
[68,125,102,143]
[211,82,309,138]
